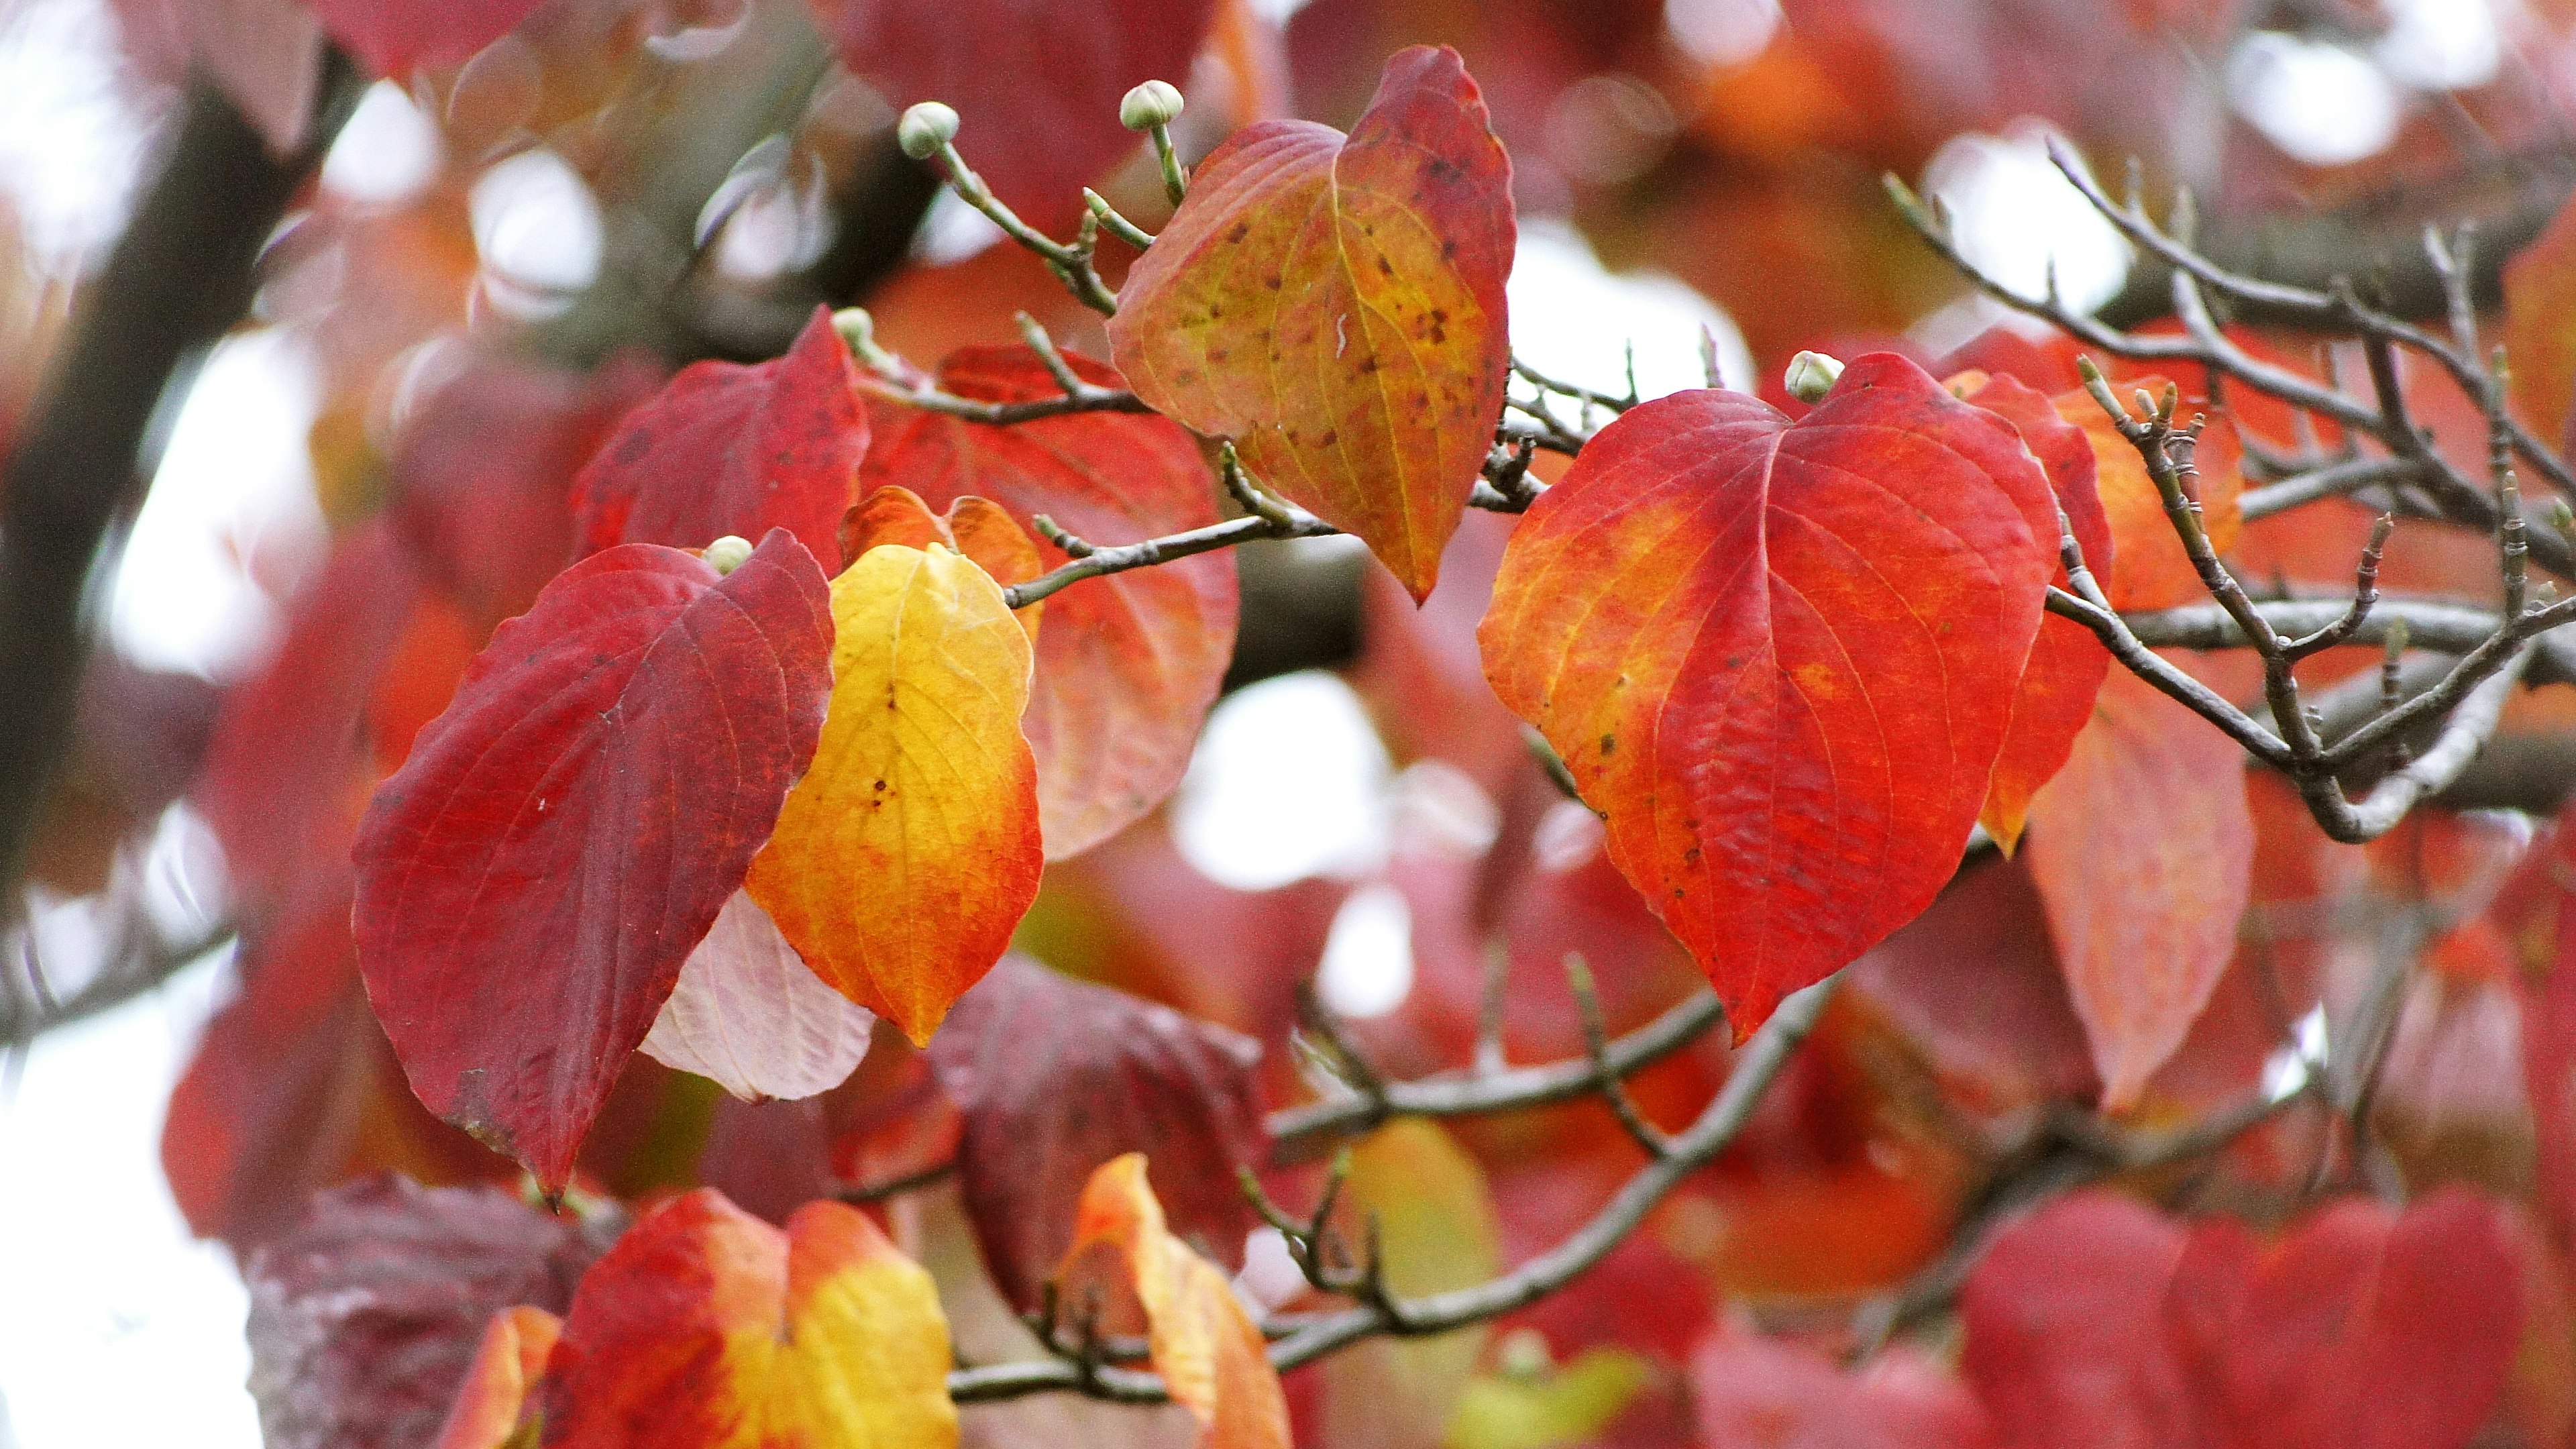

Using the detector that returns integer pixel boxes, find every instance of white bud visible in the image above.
[896,102,959,160]
[1783,351,1844,405]
[1120,79,1185,131]
[703,535,754,576]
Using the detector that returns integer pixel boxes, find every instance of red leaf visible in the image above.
[2023,667,2255,1110]
[860,345,1237,857]
[928,955,1267,1310]
[312,0,545,78]
[1108,46,1514,599]
[1480,356,2057,1035]
[241,1176,602,1449]
[352,530,834,1188]
[1958,1191,2196,1447]
[1960,372,2113,852]
[570,308,867,568]
[1692,1327,1994,1449]
[806,0,1220,224]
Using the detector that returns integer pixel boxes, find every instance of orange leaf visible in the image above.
[2023,666,2255,1110]
[860,346,1237,859]
[1479,356,2058,1035]
[432,1305,560,1449]
[2506,193,2576,442]
[839,484,1044,643]
[539,1191,957,1446]
[2055,380,2242,612]
[745,543,1042,1044]
[1964,373,2114,853]
[1107,46,1513,600]
[1059,1154,1291,1449]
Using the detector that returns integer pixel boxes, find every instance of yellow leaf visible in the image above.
[747,543,1043,1044]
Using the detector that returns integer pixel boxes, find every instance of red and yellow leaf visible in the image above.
[1479,356,2058,1035]
[1960,372,2114,852]
[1058,1154,1291,1449]
[860,345,1237,857]
[745,543,1042,1044]
[1108,46,1514,600]
[639,890,879,1105]
[2022,666,2255,1110]
[837,484,1044,641]
[572,308,868,568]
[539,1190,958,1448]
[352,531,836,1188]
[431,1305,560,1449]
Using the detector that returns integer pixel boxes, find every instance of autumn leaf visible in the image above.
[1109,46,1515,600]
[313,0,545,78]
[1691,1327,1992,1449]
[1480,355,2058,1036]
[431,1305,559,1449]
[538,1191,959,1447]
[859,345,1237,858]
[639,890,879,1105]
[1960,372,2114,853]
[352,531,835,1188]
[2055,378,2243,612]
[2504,193,2576,442]
[571,307,868,568]
[927,956,1266,1311]
[2023,666,2255,1110]
[807,0,1220,223]
[745,542,1043,1044]
[1057,1154,1291,1449]
[838,484,1044,641]
[243,1177,604,1449]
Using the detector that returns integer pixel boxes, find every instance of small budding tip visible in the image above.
[1120,78,1185,132]
[1783,350,1844,405]
[897,101,960,160]
[703,535,755,575]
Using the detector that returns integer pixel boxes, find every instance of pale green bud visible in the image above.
[896,102,959,160]
[703,535,754,576]
[1783,351,1843,405]
[1120,80,1185,131]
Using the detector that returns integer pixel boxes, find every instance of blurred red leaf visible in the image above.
[1691,1327,1994,1449]
[241,1175,603,1449]
[1481,356,2057,1036]
[353,531,834,1188]
[860,346,1236,857]
[313,0,546,78]
[1110,46,1513,599]
[929,955,1266,1309]
[570,309,867,568]
[2023,666,2255,1109]
[807,0,1220,224]
[1963,1187,2529,1449]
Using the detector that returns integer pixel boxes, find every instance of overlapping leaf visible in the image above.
[838,483,1044,639]
[639,889,879,1104]
[806,0,1220,223]
[571,308,867,567]
[353,531,835,1188]
[1958,372,2114,852]
[1109,46,1514,600]
[431,1305,560,1449]
[927,955,1265,1310]
[745,542,1042,1044]
[243,1177,603,1449]
[526,1191,958,1448]
[2023,667,2255,1110]
[859,346,1236,857]
[1057,1155,1291,1449]
[1479,355,2058,1035]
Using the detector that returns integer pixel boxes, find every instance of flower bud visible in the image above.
[1120,79,1185,132]
[703,535,754,576]
[1783,351,1843,405]
[896,102,959,160]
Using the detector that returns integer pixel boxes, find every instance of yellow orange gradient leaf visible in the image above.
[432,1304,560,1449]
[539,1190,958,1448]
[838,486,1045,644]
[1059,1153,1290,1449]
[747,543,1043,1044]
